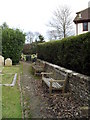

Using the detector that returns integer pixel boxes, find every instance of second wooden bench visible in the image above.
[41,72,69,95]
[32,62,45,75]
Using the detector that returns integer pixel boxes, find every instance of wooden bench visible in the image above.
[41,72,69,95]
[32,62,45,75]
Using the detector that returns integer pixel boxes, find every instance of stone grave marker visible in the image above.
[0,55,4,66]
[5,58,12,67]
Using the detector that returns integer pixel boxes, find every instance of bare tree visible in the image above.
[26,31,34,43]
[48,5,73,39]
[46,30,59,40]
[34,32,40,41]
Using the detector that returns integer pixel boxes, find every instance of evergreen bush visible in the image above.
[2,28,25,64]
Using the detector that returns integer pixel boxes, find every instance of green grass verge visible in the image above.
[2,85,21,118]
[0,67,3,71]
[2,74,14,84]
[2,65,20,74]
[2,65,20,84]
[2,63,23,118]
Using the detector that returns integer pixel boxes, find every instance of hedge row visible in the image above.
[37,32,90,76]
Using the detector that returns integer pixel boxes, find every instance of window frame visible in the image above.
[83,22,88,31]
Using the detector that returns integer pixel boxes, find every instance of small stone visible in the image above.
[58,112,61,116]
[75,112,78,116]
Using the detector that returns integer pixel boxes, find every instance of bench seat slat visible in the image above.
[42,77,63,89]
[42,72,69,95]
[42,77,50,87]
[52,82,62,89]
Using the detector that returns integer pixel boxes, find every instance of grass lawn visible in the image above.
[2,63,23,118]
[0,66,3,72]
[0,67,2,71]
[2,65,20,84]
[2,74,14,84]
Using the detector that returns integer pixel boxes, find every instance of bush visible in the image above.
[2,28,25,64]
[22,44,31,55]
[37,32,90,76]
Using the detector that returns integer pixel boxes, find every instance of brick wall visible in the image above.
[38,59,90,107]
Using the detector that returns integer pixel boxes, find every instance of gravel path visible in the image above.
[20,62,53,118]
[20,62,88,119]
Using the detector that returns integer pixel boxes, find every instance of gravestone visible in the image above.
[5,58,12,67]
[0,55,4,66]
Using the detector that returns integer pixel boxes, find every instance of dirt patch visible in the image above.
[20,62,87,119]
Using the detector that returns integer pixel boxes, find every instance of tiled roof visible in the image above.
[74,7,90,23]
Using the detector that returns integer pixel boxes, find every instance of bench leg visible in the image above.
[34,70,36,75]
[49,82,52,95]
[42,79,43,85]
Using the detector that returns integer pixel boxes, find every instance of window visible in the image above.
[79,13,82,18]
[83,22,88,31]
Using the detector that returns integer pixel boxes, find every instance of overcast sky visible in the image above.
[0,0,89,38]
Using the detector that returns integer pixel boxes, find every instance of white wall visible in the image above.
[88,1,90,7]
[78,23,82,35]
[76,22,90,35]
[88,22,90,31]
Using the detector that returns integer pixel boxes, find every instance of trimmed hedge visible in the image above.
[37,32,90,76]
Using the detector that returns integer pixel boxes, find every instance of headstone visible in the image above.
[5,58,12,67]
[0,55,4,66]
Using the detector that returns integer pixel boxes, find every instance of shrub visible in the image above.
[22,44,31,55]
[2,28,25,64]
[37,32,90,76]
